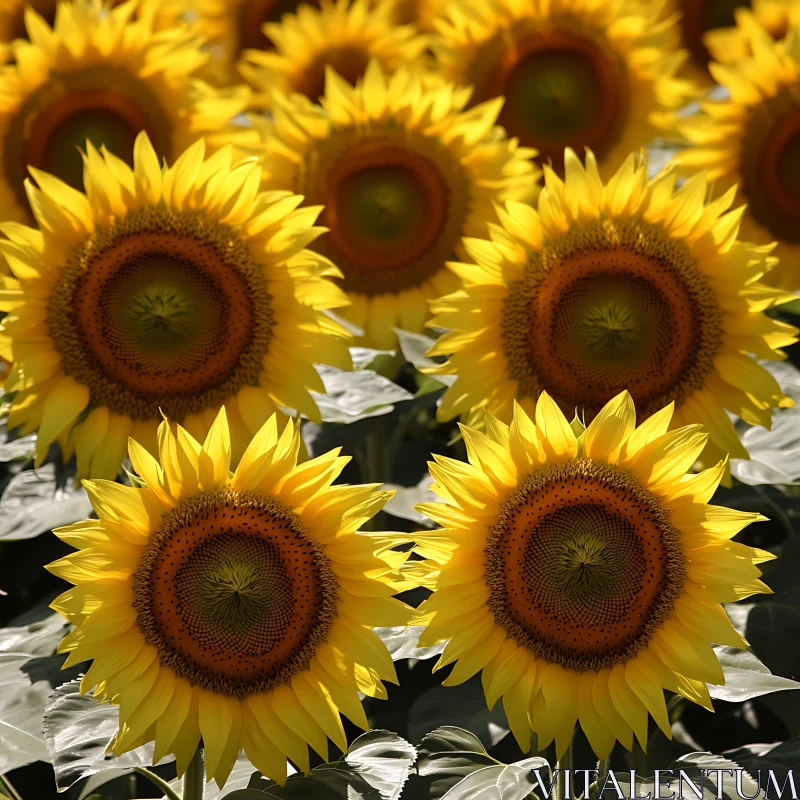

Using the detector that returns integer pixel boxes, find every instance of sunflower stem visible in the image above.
[359,424,387,530]
[133,767,181,800]
[183,747,205,800]
[555,738,574,800]
[0,774,23,800]
[595,757,612,799]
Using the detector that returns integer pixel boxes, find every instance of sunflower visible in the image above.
[0,0,58,41]
[48,407,410,787]
[678,20,800,291]
[427,149,797,466]
[414,391,773,759]
[704,2,800,65]
[430,0,695,176]
[0,132,352,479]
[0,0,249,223]
[238,0,429,108]
[664,0,796,77]
[243,60,539,349]
[386,0,446,30]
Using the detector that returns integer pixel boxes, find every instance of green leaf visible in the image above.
[223,731,415,800]
[43,680,174,792]
[0,610,72,773]
[0,463,91,541]
[0,424,36,462]
[669,752,761,800]
[730,408,800,485]
[439,757,549,800]
[408,727,498,800]
[407,676,509,749]
[711,646,800,701]
[373,627,445,662]
[725,737,800,787]
[312,366,414,423]
[382,475,437,527]
[394,330,456,387]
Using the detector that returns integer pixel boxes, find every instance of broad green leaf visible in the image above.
[312,366,414,423]
[731,409,800,485]
[43,680,174,792]
[223,731,415,800]
[0,463,91,541]
[394,330,455,387]
[0,610,72,773]
[373,627,445,662]
[439,757,549,800]
[407,676,509,748]
[711,647,800,701]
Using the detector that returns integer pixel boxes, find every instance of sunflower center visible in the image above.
[317,139,458,294]
[743,102,800,241]
[4,68,170,210]
[483,30,624,171]
[485,460,684,671]
[295,46,371,102]
[238,0,322,50]
[502,221,723,420]
[47,208,275,421]
[133,488,339,696]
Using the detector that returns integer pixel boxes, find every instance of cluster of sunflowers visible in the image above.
[0,0,798,797]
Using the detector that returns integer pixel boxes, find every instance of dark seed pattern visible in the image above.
[484,459,685,671]
[132,488,339,697]
[501,218,723,421]
[47,206,275,421]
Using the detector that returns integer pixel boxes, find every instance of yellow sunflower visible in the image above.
[414,391,773,759]
[704,2,800,65]
[430,0,695,176]
[238,0,429,108]
[48,407,411,787]
[427,149,797,465]
[385,0,446,30]
[159,0,325,61]
[0,0,58,41]
[243,60,539,349]
[0,0,249,223]
[678,19,800,291]
[0,132,352,478]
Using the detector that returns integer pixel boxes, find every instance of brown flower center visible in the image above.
[502,219,723,421]
[741,95,800,242]
[680,0,752,70]
[293,46,371,102]
[485,460,684,671]
[133,488,339,696]
[477,28,625,172]
[47,207,275,421]
[312,137,465,295]
[3,67,170,210]
[237,0,322,51]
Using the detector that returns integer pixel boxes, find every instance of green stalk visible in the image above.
[133,767,181,800]
[594,757,612,800]
[183,747,205,800]
[0,774,22,800]
[359,423,387,530]
[555,738,574,800]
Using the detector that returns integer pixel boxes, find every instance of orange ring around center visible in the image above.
[499,479,670,657]
[527,249,698,412]
[479,28,624,168]
[321,142,450,272]
[73,232,254,399]
[147,507,325,682]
